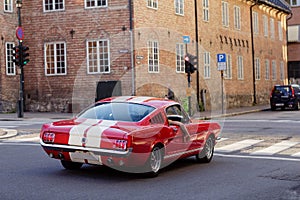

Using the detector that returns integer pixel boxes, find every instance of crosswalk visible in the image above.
[1,134,300,161]
[0,121,46,129]
[215,137,300,159]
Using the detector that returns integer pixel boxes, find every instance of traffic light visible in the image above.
[12,45,20,66]
[20,46,29,66]
[184,54,197,74]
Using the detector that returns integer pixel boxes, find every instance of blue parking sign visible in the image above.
[217,53,226,63]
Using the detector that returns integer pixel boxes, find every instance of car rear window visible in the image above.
[273,86,291,96]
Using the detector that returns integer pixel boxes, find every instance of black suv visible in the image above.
[270,84,300,111]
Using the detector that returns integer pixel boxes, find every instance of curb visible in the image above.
[0,129,18,139]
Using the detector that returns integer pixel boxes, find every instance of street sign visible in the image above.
[16,27,24,40]
[217,53,227,71]
[183,36,190,44]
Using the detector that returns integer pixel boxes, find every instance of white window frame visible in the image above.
[43,0,65,12]
[4,0,13,12]
[265,59,270,80]
[148,40,159,73]
[253,12,259,34]
[203,0,209,22]
[86,39,110,74]
[255,58,260,80]
[263,15,268,37]
[6,42,15,76]
[85,0,108,9]
[278,21,283,41]
[147,0,158,9]
[270,18,275,39]
[280,61,284,80]
[175,0,184,15]
[234,6,241,30]
[204,52,210,79]
[289,0,300,7]
[221,1,229,27]
[176,43,185,73]
[44,42,67,76]
[237,56,243,80]
[272,60,277,80]
[224,54,232,79]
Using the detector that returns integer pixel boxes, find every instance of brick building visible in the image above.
[0,0,291,114]
[286,0,300,83]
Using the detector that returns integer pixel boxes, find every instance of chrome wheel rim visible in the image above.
[204,138,213,159]
[150,147,162,173]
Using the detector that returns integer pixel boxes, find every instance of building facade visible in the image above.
[286,0,300,83]
[0,0,291,114]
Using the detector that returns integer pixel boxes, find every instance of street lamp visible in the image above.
[16,0,22,8]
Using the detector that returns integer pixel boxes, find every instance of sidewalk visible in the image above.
[0,104,270,139]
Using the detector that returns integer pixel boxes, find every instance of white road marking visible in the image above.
[291,152,300,157]
[215,139,263,153]
[215,153,300,162]
[251,141,298,156]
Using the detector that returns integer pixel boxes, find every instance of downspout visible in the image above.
[129,0,135,95]
[194,0,200,109]
[250,0,259,105]
[286,12,293,83]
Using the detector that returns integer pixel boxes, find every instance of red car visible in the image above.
[40,96,221,177]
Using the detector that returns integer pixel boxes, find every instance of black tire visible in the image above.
[196,135,215,163]
[145,146,163,177]
[295,101,299,111]
[271,106,276,111]
[61,160,83,170]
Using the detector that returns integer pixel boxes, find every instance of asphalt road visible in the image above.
[1,110,300,200]
[0,143,299,200]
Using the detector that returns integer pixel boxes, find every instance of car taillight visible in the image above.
[42,132,55,143]
[270,88,275,98]
[114,140,128,151]
[291,88,295,98]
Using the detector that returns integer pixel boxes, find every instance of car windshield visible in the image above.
[77,102,155,122]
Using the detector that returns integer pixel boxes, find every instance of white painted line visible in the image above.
[251,141,298,156]
[291,152,300,157]
[215,153,300,162]
[217,138,228,142]
[11,137,40,142]
[215,139,263,153]
[0,126,17,128]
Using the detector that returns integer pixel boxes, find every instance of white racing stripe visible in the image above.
[127,96,152,103]
[251,141,298,156]
[215,139,263,153]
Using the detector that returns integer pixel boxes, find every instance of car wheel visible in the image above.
[196,135,215,163]
[271,106,276,111]
[61,160,83,170]
[295,101,299,111]
[146,146,163,177]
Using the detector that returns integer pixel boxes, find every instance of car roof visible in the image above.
[98,96,179,109]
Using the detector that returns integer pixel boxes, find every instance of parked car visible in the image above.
[270,84,300,111]
[40,96,221,177]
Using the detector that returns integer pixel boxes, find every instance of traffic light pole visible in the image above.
[16,1,24,118]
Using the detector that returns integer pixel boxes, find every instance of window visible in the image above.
[148,0,158,9]
[280,61,284,80]
[6,42,15,75]
[234,6,241,30]
[44,42,67,75]
[224,54,232,79]
[148,40,159,73]
[204,52,210,78]
[278,21,283,41]
[203,0,209,22]
[288,25,300,42]
[252,12,259,34]
[288,0,300,6]
[175,0,184,15]
[85,0,107,8]
[221,1,229,27]
[272,60,277,80]
[87,39,110,74]
[44,0,64,12]
[270,18,275,39]
[176,43,185,73]
[265,59,270,80]
[263,15,268,37]
[255,58,260,80]
[237,56,243,80]
[4,0,13,12]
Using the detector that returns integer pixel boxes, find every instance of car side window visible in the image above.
[166,105,190,124]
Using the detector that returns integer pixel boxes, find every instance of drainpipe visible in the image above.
[250,0,259,105]
[194,0,200,108]
[129,0,135,95]
[286,12,293,83]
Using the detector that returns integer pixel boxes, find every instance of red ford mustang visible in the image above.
[40,96,221,177]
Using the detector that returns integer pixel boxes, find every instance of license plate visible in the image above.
[275,103,284,106]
